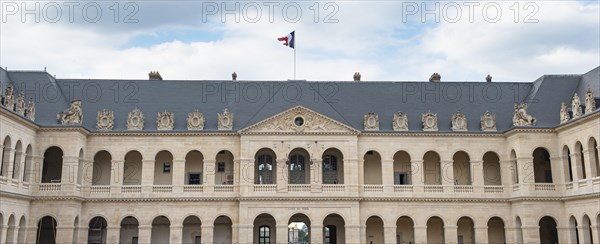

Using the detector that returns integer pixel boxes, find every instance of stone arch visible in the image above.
[588,137,599,177]
[17,215,26,244]
[214,215,233,244]
[119,216,139,244]
[6,214,16,244]
[255,148,276,184]
[396,216,414,244]
[92,150,112,185]
[77,149,84,185]
[539,216,559,244]
[289,148,310,184]
[185,150,204,185]
[533,148,553,183]
[366,216,384,244]
[483,151,501,185]
[487,216,505,244]
[582,215,593,244]
[323,214,345,244]
[515,216,524,244]
[575,141,587,179]
[288,213,311,243]
[1,135,12,177]
[42,146,63,183]
[151,215,171,243]
[73,216,79,244]
[426,216,445,244]
[123,150,143,185]
[453,151,471,185]
[36,216,58,244]
[393,151,412,185]
[423,151,441,185]
[253,213,276,244]
[215,150,234,185]
[154,150,173,185]
[182,215,202,244]
[22,144,32,182]
[510,150,518,184]
[322,148,344,184]
[563,145,574,182]
[11,140,22,179]
[457,216,475,244]
[88,216,108,243]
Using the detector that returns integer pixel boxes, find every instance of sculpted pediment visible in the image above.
[240,106,359,134]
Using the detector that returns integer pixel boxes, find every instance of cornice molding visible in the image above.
[89,132,240,137]
[0,106,39,130]
[555,110,600,133]
[359,132,504,137]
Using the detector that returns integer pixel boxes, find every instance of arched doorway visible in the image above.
[453,151,471,185]
[123,151,143,185]
[151,216,170,243]
[323,148,344,184]
[36,216,57,244]
[539,216,558,244]
[119,216,139,244]
[483,152,501,185]
[214,215,233,244]
[426,216,444,244]
[533,148,553,183]
[487,217,506,244]
[288,213,310,243]
[183,216,202,244]
[6,214,16,244]
[396,216,414,244]
[87,216,108,244]
[364,151,382,185]
[42,147,63,183]
[323,214,345,244]
[92,151,112,185]
[393,151,412,185]
[457,217,475,244]
[255,149,276,184]
[185,151,204,185]
[366,216,384,244]
[215,150,234,185]
[253,214,276,244]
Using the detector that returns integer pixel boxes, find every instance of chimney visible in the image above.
[353,72,361,82]
[148,71,163,80]
[429,73,441,82]
[486,74,492,82]
[232,72,237,80]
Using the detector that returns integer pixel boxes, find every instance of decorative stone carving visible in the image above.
[187,110,205,130]
[218,108,233,130]
[127,108,144,130]
[241,106,358,133]
[3,84,14,110]
[363,112,379,131]
[571,93,582,118]
[15,92,25,115]
[96,109,114,130]
[392,112,408,131]
[429,73,441,82]
[156,110,174,130]
[451,111,468,131]
[480,111,497,131]
[57,100,83,125]
[25,98,35,121]
[486,74,492,82]
[513,103,536,126]
[422,112,438,131]
[560,102,570,124]
[353,72,361,81]
[585,87,596,113]
[232,72,237,80]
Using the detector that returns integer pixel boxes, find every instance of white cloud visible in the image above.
[0,1,598,82]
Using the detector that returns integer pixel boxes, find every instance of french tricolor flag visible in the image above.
[277,31,295,49]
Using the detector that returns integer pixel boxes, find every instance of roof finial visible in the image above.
[232,72,237,80]
[148,71,163,80]
[353,72,361,81]
[429,73,441,82]
[486,74,492,82]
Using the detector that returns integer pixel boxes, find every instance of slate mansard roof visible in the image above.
[1,67,598,133]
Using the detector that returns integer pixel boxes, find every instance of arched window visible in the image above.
[323,155,338,184]
[259,225,270,244]
[257,154,273,184]
[289,154,306,184]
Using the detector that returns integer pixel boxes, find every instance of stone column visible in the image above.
[9,151,23,180]
[77,226,88,243]
[111,160,124,193]
[61,155,80,192]
[136,225,151,244]
[471,160,484,192]
[358,158,365,192]
[549,156,564,184]
[311,224,323,244]
[474,225,488,244]
[517,157,534,184]
[381,159,394,193]
[172,159,185,193]
[170,225,183,244]
[383,225,396,244]
[1,225,9,244]
[582,149,596,181]
[141,159,155,193]
[360,225,367,244]
[521,225,539,244]
[441,160,454,191]
[577,225,589,244]
[344,159,359,192]
[106,226,120,244]
[239,159,254,194]
[345,224,360,244]
[25,226,38,244]
[561,154,574,183]
[503,226,516,244]
[591,223,600,244]
[412,160,424,193]
[276,159,288,193]
[203,159,216,193]
[311,159,322,193]
[276,224,288,244]
[413,225,428,244]
[556,226,570,244]
[444,225,458,244]
[55,225,74,244]
[236,224,252,244]
[569,153,580,183]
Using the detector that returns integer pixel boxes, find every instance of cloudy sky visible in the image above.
[1,1,598,81]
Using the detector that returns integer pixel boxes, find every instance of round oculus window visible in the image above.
[294,117,304,126]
